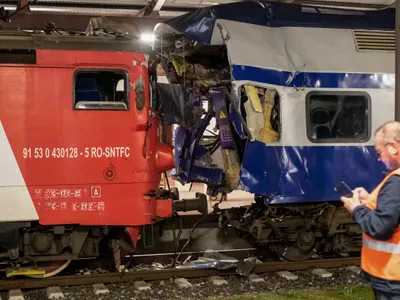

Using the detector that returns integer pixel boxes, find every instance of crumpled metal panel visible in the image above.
[171,124,223,186]
[160,1,395,45]
[239,140,387,203]
[228,90,248,139]
[229,105,247,139]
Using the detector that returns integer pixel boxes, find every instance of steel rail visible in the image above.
[0,257,360,291]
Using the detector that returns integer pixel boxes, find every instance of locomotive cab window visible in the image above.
[306,92,370,143]
[74,70,129,111]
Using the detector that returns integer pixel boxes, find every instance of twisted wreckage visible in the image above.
[153,1,394,260]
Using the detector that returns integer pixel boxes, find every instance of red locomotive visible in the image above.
[0,33,206,278]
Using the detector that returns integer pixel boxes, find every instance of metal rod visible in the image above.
[124,247,257,258]
[396,0,400,121]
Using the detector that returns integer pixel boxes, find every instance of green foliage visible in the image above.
[202,285,374,300]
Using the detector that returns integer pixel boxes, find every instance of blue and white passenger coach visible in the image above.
[153,1,395,260]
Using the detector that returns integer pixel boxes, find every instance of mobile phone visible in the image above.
[334,181,353,197]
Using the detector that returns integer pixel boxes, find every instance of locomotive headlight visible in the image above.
[141,33,154,43]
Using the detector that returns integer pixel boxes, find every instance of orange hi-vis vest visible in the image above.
[362,167,400,281]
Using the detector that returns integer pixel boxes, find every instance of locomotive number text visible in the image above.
[23,147,79,159]
[22,147,130,159]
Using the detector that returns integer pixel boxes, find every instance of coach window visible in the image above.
[306,92,370,143]
[74,70,129,111]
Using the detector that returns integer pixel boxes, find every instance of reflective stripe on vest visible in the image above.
[361,167,400,281]
[363,236,400,254]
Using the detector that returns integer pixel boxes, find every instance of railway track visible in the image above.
[0,256,360,291]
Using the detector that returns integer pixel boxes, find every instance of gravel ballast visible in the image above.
[5,267,368,300]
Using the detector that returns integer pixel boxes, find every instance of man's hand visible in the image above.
[341,192,362,213]
[353,187,370,205]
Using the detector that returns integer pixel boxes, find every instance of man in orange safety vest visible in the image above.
[341,121,400,300]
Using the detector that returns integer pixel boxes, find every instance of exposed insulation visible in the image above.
[258,88,280,143]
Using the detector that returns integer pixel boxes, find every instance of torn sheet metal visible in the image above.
[243,86,264,141]
[238,141,387,204]
[229,95,247,140]
[171,123,223,186]
[176,249,238,270]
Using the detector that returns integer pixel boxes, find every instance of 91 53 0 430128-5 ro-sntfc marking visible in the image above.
[22,146,131,159]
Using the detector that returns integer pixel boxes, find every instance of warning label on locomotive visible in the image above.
[22,147,130,159]
[35,201,105,212]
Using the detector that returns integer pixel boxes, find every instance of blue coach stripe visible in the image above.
[232,65,395,89]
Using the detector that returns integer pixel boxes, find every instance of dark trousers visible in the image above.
[374,289,400,300]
